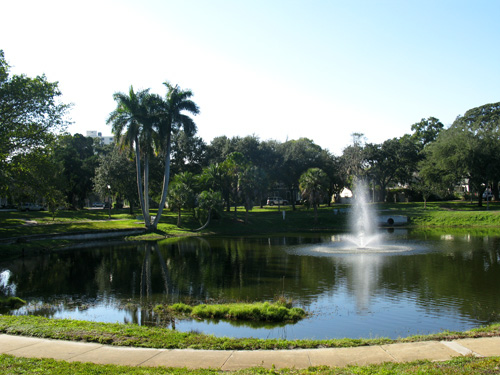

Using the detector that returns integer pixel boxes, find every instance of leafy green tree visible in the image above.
[167,171,197,227]
[340,133,367,189]
[238,165,263,222]
[423,102,500,206]
[394,134,421,185]
[364,136,419,202]
[413,157,451,208]
[44,187,66,220]
[249,166,269,208]
[8,146,65,214]
[108,86,157,228]
[52,133,96,208]
[93,146,138,214]
[199,162,231,211]
[321,153,346,204]
[299,168,329,222]
[278,138,324,210]
[205,136,276,206]
[0,50,70,189]
[200,163,224,192]
[410,117,444,149]
[221,152,250,218]
[153,82,199,230]
[170,130,207,175]
[206,135,280,173]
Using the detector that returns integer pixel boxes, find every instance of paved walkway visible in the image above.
[0,334,499,370]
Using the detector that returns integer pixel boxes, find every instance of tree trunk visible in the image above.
[225,191,231,212]
[153,134,172,230]
[493,181,499,201]
[291,186,296,211]
[177,208,181,227]
[134,139,149,229]
[143,151,151,227]
[194,209,211,231]
[380,183,387,203]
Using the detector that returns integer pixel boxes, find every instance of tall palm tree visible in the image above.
[152,82,199,229]
[107,86,156,229]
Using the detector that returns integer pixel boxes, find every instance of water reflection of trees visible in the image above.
[377,235,500,322]
[1,233,499,326]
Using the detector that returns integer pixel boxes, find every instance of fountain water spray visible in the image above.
[346,181,381,249]
[291,180,413,255]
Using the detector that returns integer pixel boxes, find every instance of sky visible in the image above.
[1,0,499,155]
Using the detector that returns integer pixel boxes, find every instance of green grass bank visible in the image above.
[0,315,499,351]
[2,201,500,246]
[1,354,499,375]
[2,201,500,261]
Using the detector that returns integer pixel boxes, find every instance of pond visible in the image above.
[2,229,500,340]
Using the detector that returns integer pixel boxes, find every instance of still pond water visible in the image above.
[2,229,500,340]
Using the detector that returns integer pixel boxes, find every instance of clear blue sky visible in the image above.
[2,0,499,155]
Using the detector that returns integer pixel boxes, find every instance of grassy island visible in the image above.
[155,301,306,323]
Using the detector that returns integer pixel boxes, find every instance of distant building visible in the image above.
[86,131,114,145]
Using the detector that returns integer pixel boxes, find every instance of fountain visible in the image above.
[345,181,383,249]
[292,181,414,255]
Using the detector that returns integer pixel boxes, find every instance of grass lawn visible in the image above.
[1,354,499,374]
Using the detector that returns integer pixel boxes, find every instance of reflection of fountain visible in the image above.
[340,254,384,311]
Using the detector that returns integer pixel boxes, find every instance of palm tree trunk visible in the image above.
[143,151,151,227]
[135,139,149,229]
[194,209,212,231]
[153,134,172,230]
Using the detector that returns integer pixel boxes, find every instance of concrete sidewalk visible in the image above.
[1,334,499,370]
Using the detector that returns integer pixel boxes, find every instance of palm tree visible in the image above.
[194,190,223,231]
[167,171,197,227]
[200,162,231,212]
[107,86,156,229]
[152,82,199,229]
[299,168,329,222]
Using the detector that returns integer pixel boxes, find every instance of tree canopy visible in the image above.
[0,50,70,164]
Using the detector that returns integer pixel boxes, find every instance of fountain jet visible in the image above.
[346,181,382,249]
